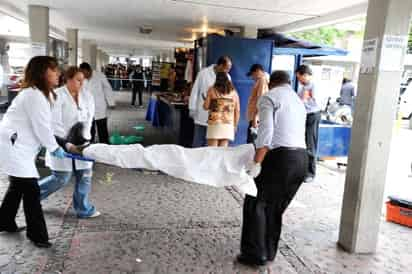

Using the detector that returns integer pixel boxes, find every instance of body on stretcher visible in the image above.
[82,143,257,196]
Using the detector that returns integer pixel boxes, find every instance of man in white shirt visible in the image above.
[80,62,116,144]
[238,71,307,266]
[188,56,232,147]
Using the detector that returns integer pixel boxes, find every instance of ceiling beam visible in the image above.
[169,0,318,17]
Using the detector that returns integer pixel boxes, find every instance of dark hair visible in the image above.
[66,122,89,145]
[65,66,83,81]
[79,62,92,72]
[21,56,59,101]
[247,63,264,76]
[269,71,291,88]
[214,72,234,95]
[342,78,351,84]
[296,64,312,76]
[216,56,231,66]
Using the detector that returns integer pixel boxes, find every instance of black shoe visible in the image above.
[267,256,275,262]
[31,241,52,248]
[304,176,315,183]
[236,254,267,266]
[0,226,26,233]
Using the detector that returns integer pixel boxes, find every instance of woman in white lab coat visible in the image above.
[38,66,100,218]
[0,56,66,248]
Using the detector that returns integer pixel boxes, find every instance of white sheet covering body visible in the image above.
[83,143,257,196]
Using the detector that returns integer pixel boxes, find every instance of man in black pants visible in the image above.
[296,64,320,183]
[91,119,109,144]
[131,65,145,107]
[238,71,307,266]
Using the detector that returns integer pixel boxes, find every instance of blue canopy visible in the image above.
[258,31,349,57]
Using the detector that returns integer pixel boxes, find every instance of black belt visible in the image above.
[272,146,306,153]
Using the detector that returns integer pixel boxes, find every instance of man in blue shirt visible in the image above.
[296,65,320,183]
[340,78,356,108]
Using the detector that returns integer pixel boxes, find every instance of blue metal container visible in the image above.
[317,120,351,157]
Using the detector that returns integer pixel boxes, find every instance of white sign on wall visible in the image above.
[360,38,378,74]
[31,42,46,57]
[379,35,407,72]
[311,65,344,110]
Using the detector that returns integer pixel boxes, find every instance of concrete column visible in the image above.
[338,0,412,253]
[81,39,91,64]
[105,52,110,66]
[89,44,97,70]
[240,26,258,39]
[97,50,108,71]
[66,28,78,66]
[0,39,9,97]
[99,51,104,68]
[96,49,102,71]
[102,52,109,67]
[28,5,49,55]
[81,40,97,69]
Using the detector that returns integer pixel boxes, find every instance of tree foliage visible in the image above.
[290,27,353,47]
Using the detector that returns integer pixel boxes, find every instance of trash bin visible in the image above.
[386,196,412,228]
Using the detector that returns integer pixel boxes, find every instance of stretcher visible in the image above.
[64,152,95,162]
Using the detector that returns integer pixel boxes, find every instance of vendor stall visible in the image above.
[151,61,174,92]
[146,92,193,146]
[148,33,351,155]
[192,33,351,156]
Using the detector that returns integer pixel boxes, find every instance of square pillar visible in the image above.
[338,0,412,253]
[96,49,103,72]
[89,44,97,70]
[67,28,78,66]
[82,40,97,69]
[28,5,49,55]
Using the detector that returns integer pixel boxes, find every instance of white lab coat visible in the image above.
[184,60,193,83]
[84,70,116,120]
[0,87,59,178]
[188,65,231,126]
[45,86,95,171]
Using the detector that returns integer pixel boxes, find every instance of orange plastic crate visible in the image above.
[386,201,412,228]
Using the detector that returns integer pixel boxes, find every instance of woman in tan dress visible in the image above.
[203,72,240,147]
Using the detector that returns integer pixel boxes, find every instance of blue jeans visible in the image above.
[192,124,207,148]
[38,169,96,218]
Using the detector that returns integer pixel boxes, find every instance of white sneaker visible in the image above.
[87,211,101,218]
